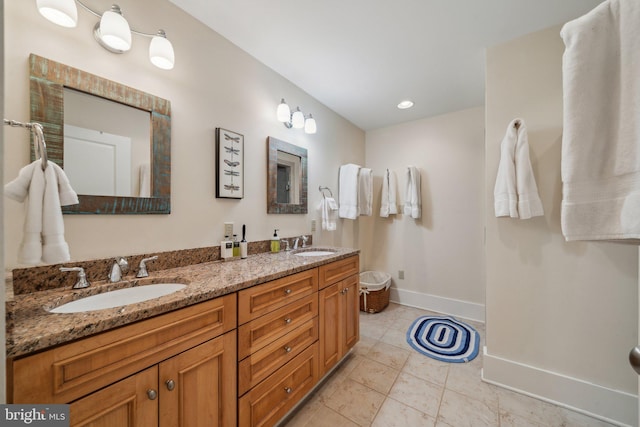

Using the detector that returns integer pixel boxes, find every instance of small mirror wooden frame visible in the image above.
[267,136,308,214]
[29,54,171,214]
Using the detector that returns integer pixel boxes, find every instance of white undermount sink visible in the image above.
[294,249,337,257]
[49,283,187,314]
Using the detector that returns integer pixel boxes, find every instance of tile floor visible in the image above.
[283,303,616,427]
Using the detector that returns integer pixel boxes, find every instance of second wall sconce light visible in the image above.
[277,99,317,134]
[36,0,175,70]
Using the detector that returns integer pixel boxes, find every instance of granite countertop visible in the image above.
[6,246,359,359]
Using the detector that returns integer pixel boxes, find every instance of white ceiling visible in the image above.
[169,0,603,131]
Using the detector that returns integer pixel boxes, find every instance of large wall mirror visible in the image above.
[29,54,171,214]
[267,137,308,214]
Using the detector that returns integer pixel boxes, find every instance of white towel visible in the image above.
[339,163,360,219]
[358,168,373,216]
[319,197,338,231]
[4,160,78,265]
[380,169,398,217]
[404,166,421,219]
[493,119,544,219]
[560,0,640,240]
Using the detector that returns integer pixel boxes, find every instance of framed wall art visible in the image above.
[215,128,244,199]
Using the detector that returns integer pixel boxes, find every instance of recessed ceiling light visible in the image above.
[397,100,414,110]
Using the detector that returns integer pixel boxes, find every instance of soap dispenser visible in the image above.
[270,229,280,253]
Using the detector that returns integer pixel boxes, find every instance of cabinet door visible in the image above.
[69,366,158,427]
[343,274,360,352]
[319,281,342,375]
[159,331,237,427]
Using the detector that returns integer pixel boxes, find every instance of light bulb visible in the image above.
[277,99,291,122]
[304,115,317,134]
[37,0,78,28]
[149,30,175,70]
[98,6,131,52]
[291,108,305,129]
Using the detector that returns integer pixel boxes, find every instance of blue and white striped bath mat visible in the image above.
[406,316,479,363]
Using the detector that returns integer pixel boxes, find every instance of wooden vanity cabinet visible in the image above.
[318,256,360,376]
[8,295,237,427]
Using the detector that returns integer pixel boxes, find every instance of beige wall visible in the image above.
[361,107,485,321]
[3,1,365,269]
[484,26,638,424]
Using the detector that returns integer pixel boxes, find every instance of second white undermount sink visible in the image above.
[49,283,187,314]
[294,249,337,257]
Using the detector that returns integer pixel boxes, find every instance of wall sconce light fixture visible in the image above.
[36,0,175,70]
[277,99,317,134]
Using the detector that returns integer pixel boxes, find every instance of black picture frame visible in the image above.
[215,128,244,199]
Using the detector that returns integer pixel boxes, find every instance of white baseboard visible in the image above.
[483,347,637,427]
[390,287,485,323]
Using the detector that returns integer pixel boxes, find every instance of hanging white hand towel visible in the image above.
[358,168,373,216]
[339,163,361,219]
[319,197,338,231]
[380,169,398,217]
[4,160,78,265]
[560,0,640,240]
[404,166,421,219]
[493,119,544,219]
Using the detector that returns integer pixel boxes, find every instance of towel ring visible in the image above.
[319,186,333,198]
[4,119,48,170]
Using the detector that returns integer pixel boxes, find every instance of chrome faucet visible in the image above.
[109,257,129,282]
[292,235,309,250]
[281,239,291,251]
[136,256,158,278]
[60,267,91,289]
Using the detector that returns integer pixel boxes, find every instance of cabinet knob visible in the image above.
[284,346,292,353]
[147,389,157,400]
[166,379,175,391]
[284,288,292,295]
[341,288,348,294]
[284,317,292,324]
[284,387,292,394]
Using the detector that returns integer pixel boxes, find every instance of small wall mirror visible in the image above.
[267,137,308,214]
[29,54,171,214]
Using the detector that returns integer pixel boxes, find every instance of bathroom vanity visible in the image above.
[5,248,359,427]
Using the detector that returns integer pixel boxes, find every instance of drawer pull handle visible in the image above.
[284,346,292,353]
[284,288,292,295]
[166,379,175,391]
[147,389,157,400]
[284,317,292,324]
[341,288,348,294]
[284,387,292,394]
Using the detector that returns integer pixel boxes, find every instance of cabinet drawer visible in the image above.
[238,294,317,360]
[239,343,319,427]
[239,317,318,396]
[239,269,318,324]
[318,256,359,289]
[9,294,237,404]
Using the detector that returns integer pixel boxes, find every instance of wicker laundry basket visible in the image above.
[359,271,391,313]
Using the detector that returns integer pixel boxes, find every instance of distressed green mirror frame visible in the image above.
[267,136,308,214]
[29,54,171,214]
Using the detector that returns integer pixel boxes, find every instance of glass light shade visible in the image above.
[397,100,414,109]
[277,99,291,122]
[149,32,175,70]
[291,108,305,129]
[304,115,317,134]
[99,9,132,52]
[37,0,78,28]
